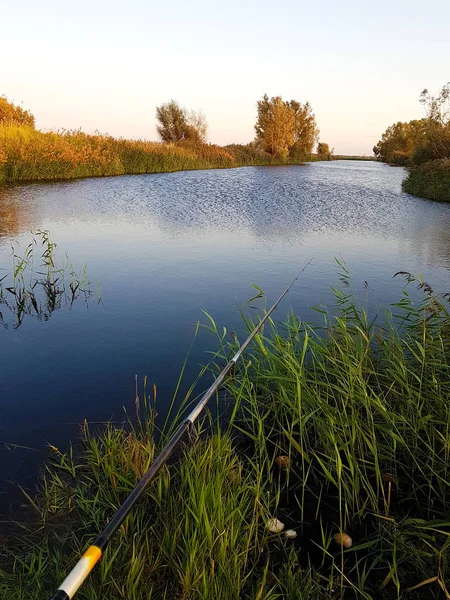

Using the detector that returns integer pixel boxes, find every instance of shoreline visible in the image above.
[0,156,376,187]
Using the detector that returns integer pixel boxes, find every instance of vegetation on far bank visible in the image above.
[2,267,450,599]
[402,158,450,202]
[373,81,450,202]
[0,94,338,185]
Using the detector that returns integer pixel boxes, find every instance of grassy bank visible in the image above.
[2,271,450,599]
[402,159,450,203]
[0,126,297,184]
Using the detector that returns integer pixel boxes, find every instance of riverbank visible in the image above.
[0,125,374,185]
[0,125,307,185]
[2,272,450,599]
[402,159,450,203]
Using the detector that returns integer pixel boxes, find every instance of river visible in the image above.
[1,160,449,508]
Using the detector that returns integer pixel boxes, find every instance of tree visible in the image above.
[412,82,450,164]
[373,120,427,165]
[255,95,319,160]
[317,142,332,160]
[0,96,35,127]
[289,100,319,159]
[420,82,450,125]
[185,109,207,143]
[254,95,296,159]
[155,101,207,143]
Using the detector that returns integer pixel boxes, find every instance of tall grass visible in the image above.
[403,158,450,202]
[0,126,280,184]
[2,269,449,598]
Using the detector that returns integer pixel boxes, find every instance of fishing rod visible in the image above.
[50,260,311,600]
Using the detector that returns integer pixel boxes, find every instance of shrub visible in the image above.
[403,158,450,202]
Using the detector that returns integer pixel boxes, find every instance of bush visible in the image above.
[403,158,450,202]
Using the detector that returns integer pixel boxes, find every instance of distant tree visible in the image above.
[412,82,450,165]
[420,82,450,125]
[317,142,332,160]
[156,100,188,142]
[184,109,208,143]
[254,95,296,159]
[289,100,319,159]
[373,120,426,165]
[255,95,319,160]
[0,96,35,127]
[156,101,207,143]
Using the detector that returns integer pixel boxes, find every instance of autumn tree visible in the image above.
[289,100,319,159]
[156,100,207,143]
[317,142,332,160]
[254,95,295,159]
[255,95,318,160]
[0,96,35,127]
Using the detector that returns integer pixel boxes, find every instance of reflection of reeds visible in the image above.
[3,268,450,598]
[0,230,93,328]
[0,126,276,183]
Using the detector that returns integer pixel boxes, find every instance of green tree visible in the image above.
[156,101,207,143]
[420,82,450,125]
[0,96,35,127]
[412,82,450,165]
[373,120,426,165]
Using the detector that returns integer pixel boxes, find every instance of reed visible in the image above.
[2,267,449,598]
[403,158,450,202]
[0,126,281,184]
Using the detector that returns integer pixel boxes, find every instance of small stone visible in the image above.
[266,518,285,534]
[334,533,353,548]
[284,529,297,539]
[274,455,289,468]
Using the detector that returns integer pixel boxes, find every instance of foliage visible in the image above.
[373,120,427,165]
[403,158,450,202]
[289,100,319,160]
[2,272,450,598]
[420,81,450,125]
[254,95,296,159]
[0,125,239,183]
[374,81,450,171]
[223,142,274,165]
[155,100,207,143]
[317,142,332,160]
[254,95,318,161]
[0,96,35,128]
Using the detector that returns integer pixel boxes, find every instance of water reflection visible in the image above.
[1,161,450,507]
[0,194,28,237]
[0,230,93,329]
[1,163,450,269]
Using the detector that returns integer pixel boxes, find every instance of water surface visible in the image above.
[1,161,449,506]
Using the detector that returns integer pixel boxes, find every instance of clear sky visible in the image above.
[1,0,449,154]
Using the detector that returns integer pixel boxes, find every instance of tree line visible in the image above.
[373,82,450,166]
[154,96,330,159]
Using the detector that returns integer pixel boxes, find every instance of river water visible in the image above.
[1,161,449,507]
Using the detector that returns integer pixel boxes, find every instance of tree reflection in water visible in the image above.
[0,230,94,329]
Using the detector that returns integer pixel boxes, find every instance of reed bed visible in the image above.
[2,269,450,599]
[0,126,278,184]
[403,158,450,203]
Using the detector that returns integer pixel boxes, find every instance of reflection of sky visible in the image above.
[0,161,450,505]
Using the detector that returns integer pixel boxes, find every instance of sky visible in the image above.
[1,0,449,155]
